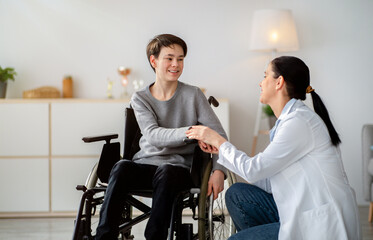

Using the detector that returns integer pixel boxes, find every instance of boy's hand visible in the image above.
[198,141,219,154]
[208,170,225,200]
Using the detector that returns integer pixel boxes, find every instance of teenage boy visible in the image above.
[96,33,227,240]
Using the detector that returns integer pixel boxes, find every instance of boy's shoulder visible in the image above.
[131,84,151,103]
[178,81,201,94]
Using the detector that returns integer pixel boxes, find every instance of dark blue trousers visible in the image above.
[226,182,280,240]
[95,160,194,240]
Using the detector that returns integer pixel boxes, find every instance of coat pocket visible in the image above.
[298,202,347,240]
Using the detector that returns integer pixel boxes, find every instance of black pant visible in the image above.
[95,160,194,240]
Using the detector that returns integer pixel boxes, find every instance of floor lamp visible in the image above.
[250,9,299,156]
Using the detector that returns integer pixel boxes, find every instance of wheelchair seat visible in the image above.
[72,97,236,240]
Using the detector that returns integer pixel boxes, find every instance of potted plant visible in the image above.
[0,66,16,98]
[262,104,277,128]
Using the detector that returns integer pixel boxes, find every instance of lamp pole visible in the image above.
[249,9,298,155]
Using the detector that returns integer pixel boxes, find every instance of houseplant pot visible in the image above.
[0,66,16,98]
[0,81,7,98]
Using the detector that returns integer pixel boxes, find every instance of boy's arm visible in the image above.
[195,89,228,175]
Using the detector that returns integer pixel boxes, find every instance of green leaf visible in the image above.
[0,66,16,82]
[262,104,274,116]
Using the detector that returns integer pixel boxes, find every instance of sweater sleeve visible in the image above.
[195,89,228,175]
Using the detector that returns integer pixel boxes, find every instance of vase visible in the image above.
[0,81,7,98]
[63,77,73,98]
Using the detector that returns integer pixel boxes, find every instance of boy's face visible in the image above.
[150,44,184,82]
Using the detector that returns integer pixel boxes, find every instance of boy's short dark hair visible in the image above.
[146,34,188,72]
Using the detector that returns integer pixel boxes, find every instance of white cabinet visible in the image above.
[0,158,49,212]
[0,103,49,156]
[51,157,97,212]
[0,98,229,216]
[0,103,49,213]
[50,101,128,212]
[51,102,127,156]
[0,99,129,216]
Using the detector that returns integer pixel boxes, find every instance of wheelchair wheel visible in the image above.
[75,162,133,240]
[85,162,99,189]
[208,170,236,239]
[198,162,236,240]
[74,163,104,239]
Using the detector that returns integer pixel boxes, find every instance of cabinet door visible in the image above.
[51,157,97,212]
[0,158,49,212]
[0,103,49,156]
[51,102,128,156]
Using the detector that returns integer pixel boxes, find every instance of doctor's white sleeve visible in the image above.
[217,116,314,183]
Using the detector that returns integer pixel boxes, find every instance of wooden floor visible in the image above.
[0,206,371,240]
[360,206,373,240]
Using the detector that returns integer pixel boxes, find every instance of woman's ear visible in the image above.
[150,55,157,69]
[276,76,285,90]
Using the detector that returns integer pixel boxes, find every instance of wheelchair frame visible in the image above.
[72,99,236,240]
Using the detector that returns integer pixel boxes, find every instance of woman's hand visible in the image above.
[186,126,227,151]
[208,170,225,200]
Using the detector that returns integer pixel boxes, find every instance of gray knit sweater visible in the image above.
[130,81,227,173]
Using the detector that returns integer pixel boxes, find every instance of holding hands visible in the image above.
[186,126,227,154]
[186,126,227,200]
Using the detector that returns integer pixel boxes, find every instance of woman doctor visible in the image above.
[186,56,361,240]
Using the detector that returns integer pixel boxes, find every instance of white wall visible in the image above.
[1,0,373,205]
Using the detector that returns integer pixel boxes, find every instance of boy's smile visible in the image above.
[151,44,184,83]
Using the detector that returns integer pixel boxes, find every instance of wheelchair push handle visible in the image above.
[208,96,219,107]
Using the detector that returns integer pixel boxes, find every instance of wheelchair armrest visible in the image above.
[82,134,118,144]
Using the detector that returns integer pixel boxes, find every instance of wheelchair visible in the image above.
[72,97,236,240]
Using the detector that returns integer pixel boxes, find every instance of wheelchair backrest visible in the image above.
[123,107,142,160]
[96,107,141,183]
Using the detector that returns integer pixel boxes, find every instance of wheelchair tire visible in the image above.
[198,162,236,240]
[77,162,103,239]
[85,163,99,190]
[78,162,133,240]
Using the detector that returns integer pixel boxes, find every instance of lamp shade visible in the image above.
[250,9,299,52]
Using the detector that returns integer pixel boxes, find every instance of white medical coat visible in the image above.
[218,99,361,240]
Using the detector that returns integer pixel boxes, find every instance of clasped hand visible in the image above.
[186,125,227,199]
[185,126,227,154]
